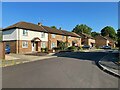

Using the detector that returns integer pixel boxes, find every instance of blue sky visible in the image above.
[2,2,118,32]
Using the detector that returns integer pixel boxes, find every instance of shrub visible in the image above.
[58,42,67,50]
[41,48,45,52]
[53,47,60,51]
[45,48,48,52]
[77,46,82,50]
[67,46,76,51]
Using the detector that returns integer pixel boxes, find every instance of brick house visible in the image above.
[95,35,115,48]
[2,21,81,53]
[79,33,95,47]
[40,26,81,50]
[61,30,81,47]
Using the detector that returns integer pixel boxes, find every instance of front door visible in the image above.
[36,42,38,51]
[32,42,36,52]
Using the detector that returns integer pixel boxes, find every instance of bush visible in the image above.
[58,42,67,50]
[41,48,48,52]
[45,48,48,52]
[53,47,60,51]
[41,48,45,52]
[77,46,82,50]
[67,46,77,51]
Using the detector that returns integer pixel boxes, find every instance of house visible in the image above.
[2,21,81,53]
[2,22,48,53]
[61,30,81,47]
[95,35,116,48]
[79,33,95,47]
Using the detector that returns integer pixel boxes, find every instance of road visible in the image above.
[2,51,119,88]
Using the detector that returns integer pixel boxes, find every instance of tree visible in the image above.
[51,26,57,29]
[101,26,117,40]
[91,32,100,37]
[72,24,92,35]
[117,29,120,49]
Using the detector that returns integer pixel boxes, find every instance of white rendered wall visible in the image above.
[19,29,48,41]
[3,29,18,41]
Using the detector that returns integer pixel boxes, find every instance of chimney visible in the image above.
[38,22,42,26]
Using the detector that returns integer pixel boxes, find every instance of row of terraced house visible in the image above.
[2,21,116,54]
[2,21,81,54]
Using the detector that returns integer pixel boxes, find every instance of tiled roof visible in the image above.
[105,36,115,42]
[3,21,80,38]
[95,35,108,40]
[3,21,48,32]
[61,30,80,38]
[79,33,94,39]
[42,25,64,35]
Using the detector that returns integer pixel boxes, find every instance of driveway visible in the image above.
[2,51,119,88]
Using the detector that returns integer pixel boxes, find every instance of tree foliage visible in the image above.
[101,26,117,40]
[91,32,100,37]
[72,24,92,35]
[117,29,120,49]
[51,26,57,29]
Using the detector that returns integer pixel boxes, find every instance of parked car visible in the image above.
[82,45,90,49]
[100,45,111,49]
[5,45,10,54]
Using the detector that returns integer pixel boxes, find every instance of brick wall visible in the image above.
[4,40,17,53]
[67,36,81,47]
[18,40,32,53]
[95,36,107,48]
[0,42,5,59]
[48,33,67,50]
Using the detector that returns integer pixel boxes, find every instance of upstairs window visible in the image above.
[23,30,28,36]
[52,34,56,38]
[41,32,45,38]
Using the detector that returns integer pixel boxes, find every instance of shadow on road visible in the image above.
[53,51,108,62]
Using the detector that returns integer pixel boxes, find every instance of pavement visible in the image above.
[1,53,57,67]
[97,50,120,78]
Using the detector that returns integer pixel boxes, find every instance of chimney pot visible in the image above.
[38,22,42,26]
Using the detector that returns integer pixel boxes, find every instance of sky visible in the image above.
[2,2,118,32]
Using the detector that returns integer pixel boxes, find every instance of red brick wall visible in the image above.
[0,42,5,59]
[4,41,17,53]
[48,33,67,50]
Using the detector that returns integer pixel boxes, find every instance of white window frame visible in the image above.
[62,35,64,39]
[41,32,45,38]
[22,41,28,48]
[23,30,28,36]
[52,34,56,38]
[41,42,46,48]
[51,42,56,49]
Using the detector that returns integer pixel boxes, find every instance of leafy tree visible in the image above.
[72,24,92,35]
[91,32,100,37]
[101,26,117,40]
[117,29,120,49]
[51,26,57,29]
